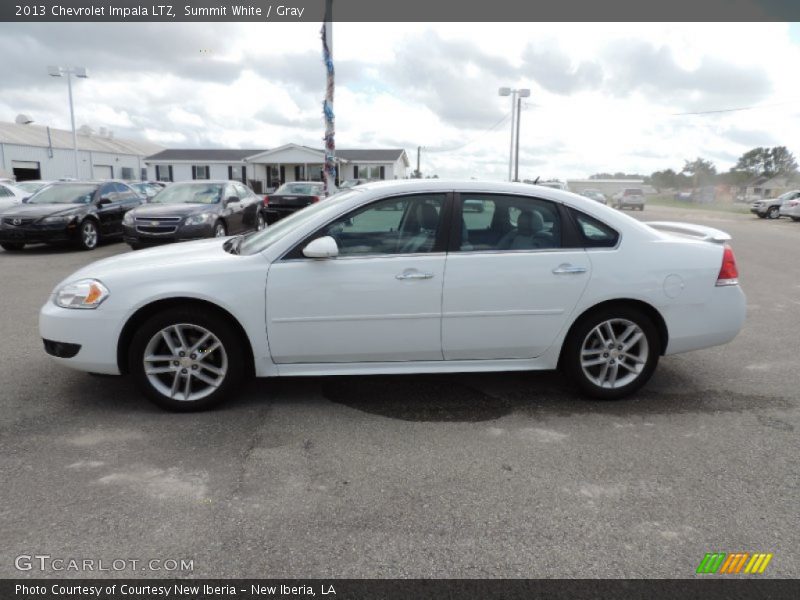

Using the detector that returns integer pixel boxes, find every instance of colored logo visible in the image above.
[696,552,773,574]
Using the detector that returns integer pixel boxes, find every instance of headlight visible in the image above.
[122,211,135,225]
[54,279,110,309]
[184,213,213,226]
[41,214,77,224]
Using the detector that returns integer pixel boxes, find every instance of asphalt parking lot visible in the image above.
[1,205,798,579]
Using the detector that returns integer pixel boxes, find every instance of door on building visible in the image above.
[94,165,113,180]
[11,161,41,182]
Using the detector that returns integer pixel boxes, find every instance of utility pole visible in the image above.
[514,95,522,182]
[321,0,335,195]
[416,146,421,178]
[499,87,528,182]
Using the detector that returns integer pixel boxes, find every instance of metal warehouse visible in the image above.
[0,119,163,182]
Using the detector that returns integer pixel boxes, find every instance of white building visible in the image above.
[0,120,163,182]
[145,144,410,193]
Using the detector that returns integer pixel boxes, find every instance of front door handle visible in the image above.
[552,263,588,275]
[396,269,434,281]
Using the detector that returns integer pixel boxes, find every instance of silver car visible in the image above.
[754,190,800,220]
[613,188,645,211]
[778,193,800,221]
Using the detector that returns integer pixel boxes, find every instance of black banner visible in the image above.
[3,579,800,600]
[2,0,800,22]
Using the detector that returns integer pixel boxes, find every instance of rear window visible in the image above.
[624,189,643,195]
[569,209,619,248]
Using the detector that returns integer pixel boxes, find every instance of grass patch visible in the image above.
[647,195,751,214]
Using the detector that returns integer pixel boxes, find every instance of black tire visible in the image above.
[128,243,143,251]
[639,205,644,211]
[256,212,266,231]
[128,307,246,411]
[1,242,25,251]
[76,219,99,250]
[767,206,780,219]
[791,217,800,222]
[562,306,660,400]
[213,220,227,238]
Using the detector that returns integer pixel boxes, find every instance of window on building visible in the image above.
[353,165,386,180]
[120,167,134,180]
[192,166,210,180]
[228,165,247,183]
[155,165,173,182]
[141,168,148,180]
[294,165,306,181]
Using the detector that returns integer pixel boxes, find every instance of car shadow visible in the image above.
[60,366,795,423]
[0,238,125,255]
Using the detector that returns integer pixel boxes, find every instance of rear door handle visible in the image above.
[396,269,434,280]
[552,263,588,275]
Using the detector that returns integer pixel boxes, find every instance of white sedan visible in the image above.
[39,180,745,411]
[0,182,29,211]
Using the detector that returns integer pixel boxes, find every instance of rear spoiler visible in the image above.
[644,221,731,243]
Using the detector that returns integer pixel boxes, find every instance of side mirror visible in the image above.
[302,236,339,259]
[226,195,240,204]
[22,196,30,203]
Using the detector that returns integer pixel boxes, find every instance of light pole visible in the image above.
[48,65,89,179]
[498,87,530,182]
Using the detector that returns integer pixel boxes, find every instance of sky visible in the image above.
[1,22,800,181]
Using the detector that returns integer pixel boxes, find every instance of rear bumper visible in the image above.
[663,285,746,355]
[264,206,302,222]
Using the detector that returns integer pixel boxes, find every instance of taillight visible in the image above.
[262,195,269,206]
[716,244,739,286]
[311,195,321,203]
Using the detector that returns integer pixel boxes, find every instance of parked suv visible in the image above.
[122,180,265,249]
[614,188,645,211]
[751,190,800,219]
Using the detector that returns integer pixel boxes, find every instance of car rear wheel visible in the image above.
[767,206,780,219]
[213,221,227,237]
[1,242,25,251]
[563,307,660,400]
[76,219,99,250]
[791,217,800,222]
[129,308,246,411]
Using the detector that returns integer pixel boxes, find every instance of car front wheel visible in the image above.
[213,221,227,237]
[767,206,780,219]
[76,219,99,250]
[256,212,266,231]
[563,307,660,400]
[129,308,246,411]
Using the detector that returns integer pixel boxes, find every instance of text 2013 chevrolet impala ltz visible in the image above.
[39,180,745,411]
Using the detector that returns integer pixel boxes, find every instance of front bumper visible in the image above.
[123,222,214,246]
[39,299,124,374]
[0,222,78,244]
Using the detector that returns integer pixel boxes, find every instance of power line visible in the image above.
[425,111,512,153]
[671,99,800,116]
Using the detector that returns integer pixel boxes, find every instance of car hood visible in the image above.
[130,203,218,217]
[1,203,85,219]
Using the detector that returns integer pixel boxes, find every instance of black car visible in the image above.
[263,181,326,223]
[0,180,142,251]
[122,180,264,249]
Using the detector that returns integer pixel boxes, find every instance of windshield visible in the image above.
[239,190,361,255]
[148,183,223,204]
[26,184,97,204]
[275,182,324,195]
[16,182,47,194]
[130,183,158,197]
[777,191,797,201]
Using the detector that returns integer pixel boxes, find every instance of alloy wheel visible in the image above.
[142,323,228,402]
[82,221,98,249]
[580,318,649,389]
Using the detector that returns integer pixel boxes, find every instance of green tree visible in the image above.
[734,146,797,177]
[682,158,717,188]
[769,146,797,175]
